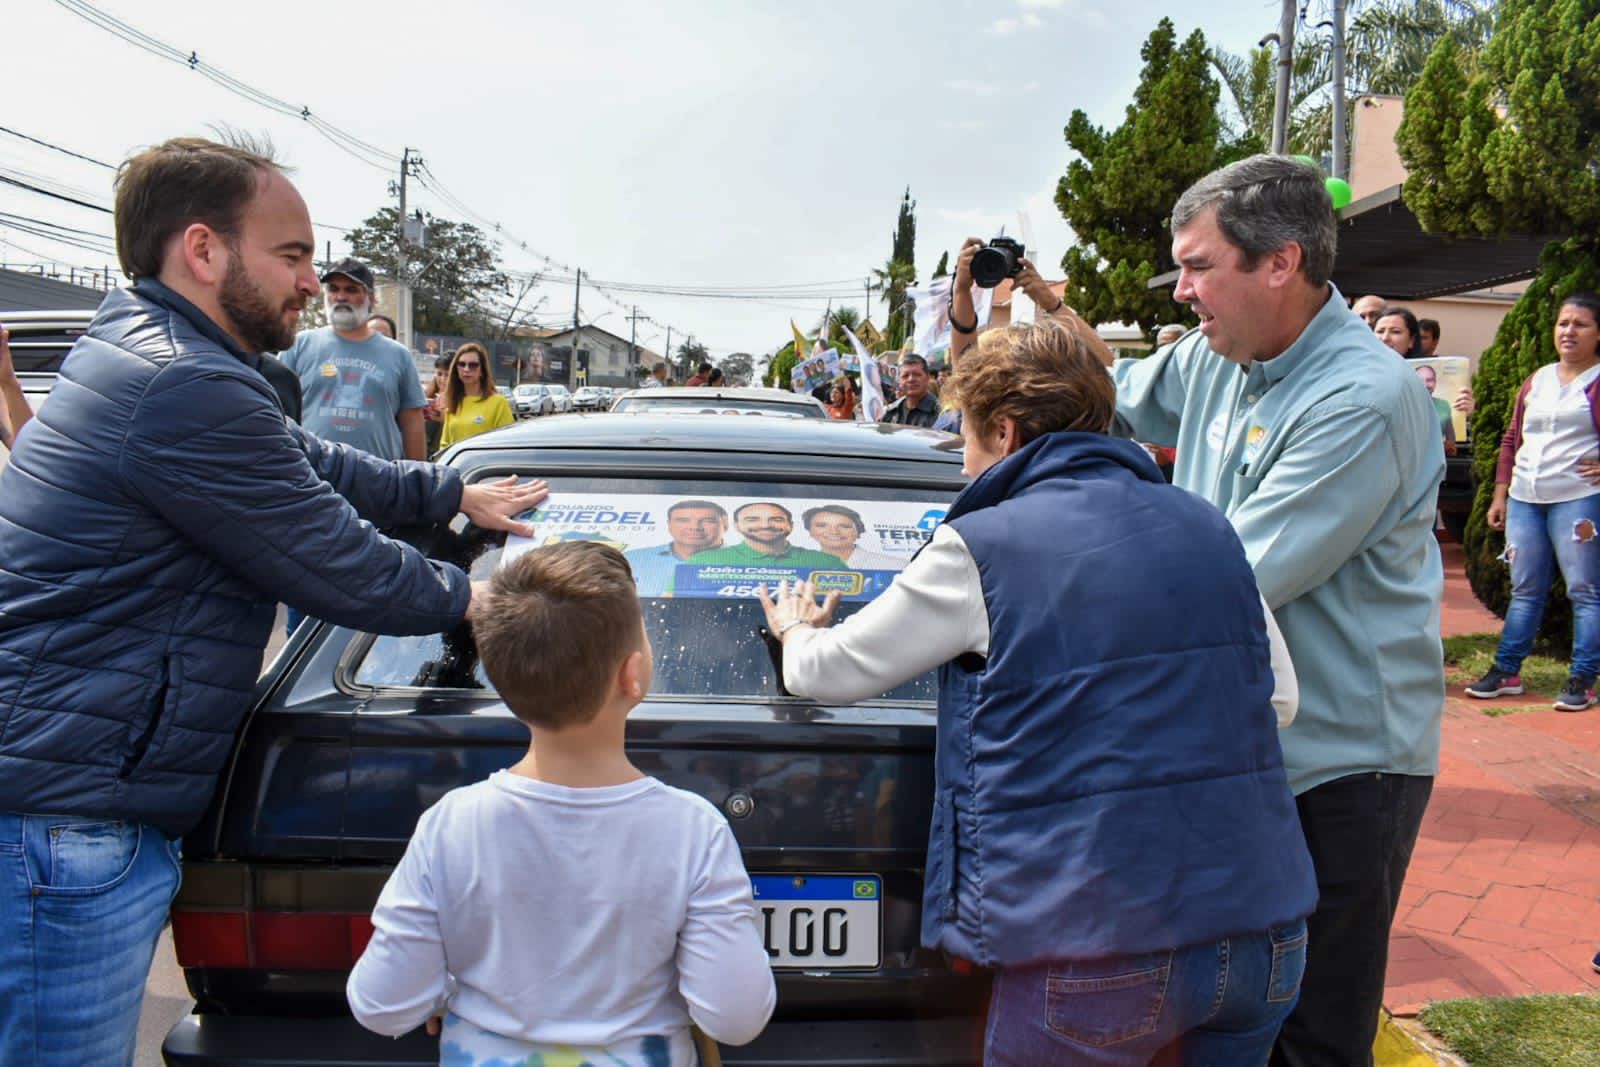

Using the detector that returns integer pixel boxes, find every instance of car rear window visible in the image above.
[614,396,823,418]
[350,477,956,704]
[7,326,85,372]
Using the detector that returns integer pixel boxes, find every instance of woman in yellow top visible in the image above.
[437,343,514,452]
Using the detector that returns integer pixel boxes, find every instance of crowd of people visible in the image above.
[2,133,1599,1067]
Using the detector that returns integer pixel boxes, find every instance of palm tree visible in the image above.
[1211,43,1331,156]
[1345,0,1495,95]
[869,258,916,350]
[819,306,862,348]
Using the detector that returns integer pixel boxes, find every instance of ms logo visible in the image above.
[916,509,947,532]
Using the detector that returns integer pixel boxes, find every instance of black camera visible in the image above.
[970,236,1026,289]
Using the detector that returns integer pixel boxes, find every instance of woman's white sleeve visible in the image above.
[1262,594,1299,727]
[781,523,989,704]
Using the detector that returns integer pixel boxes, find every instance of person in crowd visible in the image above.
[706,366,726,387]
[1467,292,1600,712]
[1419,317,1441,357]
[349,542,774,1062]
[366,313,398,340]
[685,361,713,387]
[1415,364,1458,457]
[422,353,451,455]
[758,319,1312,1065]
[0,325,34,453]
[0,135,546,1065]
[438,342,514,451]
[1155,322,1187,347]
[688,502,839,568]
[1376,305,1476,417]
[802,504,901,570]
[278,257,427,460]
[624,499,729,596]
[880,354,939,427]
[1353,292,1387,328]
[825,380,856,420]
[1106,154,1446,1066]
[641,361,670,389]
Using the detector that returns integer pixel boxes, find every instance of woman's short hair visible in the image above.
[1562,291,1600,322]
[802,504,865,535]
[1376,307,1423,358]
[951,320,1114,445]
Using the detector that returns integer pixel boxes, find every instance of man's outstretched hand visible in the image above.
[460,475,548,537]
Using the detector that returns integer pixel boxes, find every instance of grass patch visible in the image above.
[1421,995,1600,1066]
[1443,632,1571,700]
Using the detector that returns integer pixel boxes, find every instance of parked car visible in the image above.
[511,383,554,418]
[0,308,94,469]
[161,413,983,1066]
[546,383,573,413]
[610,386,828,419]
[570,385,607,411]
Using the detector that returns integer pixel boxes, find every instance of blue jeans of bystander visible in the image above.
[1495,494,1600,680]
[984,920,1308,1066]
[0,812,181,1066]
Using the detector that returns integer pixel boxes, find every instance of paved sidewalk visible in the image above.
[1385,542,1600,1015]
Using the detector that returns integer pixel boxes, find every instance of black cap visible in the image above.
[320,257,375,291]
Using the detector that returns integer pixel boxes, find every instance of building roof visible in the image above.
[0,268,112,312]
[1147,185,1554,301]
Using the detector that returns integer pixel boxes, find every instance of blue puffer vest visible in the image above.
[923,432,1317,966]
[0,282,470,837]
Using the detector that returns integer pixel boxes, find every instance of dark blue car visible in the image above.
[162,414,986,1066]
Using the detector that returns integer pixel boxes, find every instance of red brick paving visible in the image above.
[1384,541,1600,1015]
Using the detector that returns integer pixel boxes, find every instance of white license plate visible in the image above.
[752,874,881,969]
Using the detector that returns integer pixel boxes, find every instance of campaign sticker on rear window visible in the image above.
[502,493,948,599]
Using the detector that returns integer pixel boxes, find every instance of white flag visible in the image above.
[906,278,992,358]
[843,325,885,422]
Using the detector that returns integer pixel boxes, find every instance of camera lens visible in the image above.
[970,246,1013,289]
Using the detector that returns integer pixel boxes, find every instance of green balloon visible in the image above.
[1292,154,1319,170]
[1325,176,1353,210]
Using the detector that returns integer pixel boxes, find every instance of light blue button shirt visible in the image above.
[1113,286,1446,794]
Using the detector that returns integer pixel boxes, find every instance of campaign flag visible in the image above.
[788,320,814,393]
[853,331,886,422]
[907,279,993,358]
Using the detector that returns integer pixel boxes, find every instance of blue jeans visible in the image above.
[0,812,181,1066]
[984,920,1308,1066]
[1496,495,1600,680]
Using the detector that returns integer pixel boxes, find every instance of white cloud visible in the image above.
[987,17,1020,35]
[1023,12,1044,28]
[945,78,1002,96]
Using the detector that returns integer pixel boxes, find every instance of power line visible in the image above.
[0,124,115,169]
[0,173,111,214]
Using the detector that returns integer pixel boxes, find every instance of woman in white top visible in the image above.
[1470,292,1600,711]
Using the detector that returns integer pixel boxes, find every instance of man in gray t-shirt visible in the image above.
[278,258,426,460]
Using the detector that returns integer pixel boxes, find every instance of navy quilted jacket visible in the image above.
[0,281,471,837]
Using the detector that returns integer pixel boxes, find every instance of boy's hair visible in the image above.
[475,542,643,729]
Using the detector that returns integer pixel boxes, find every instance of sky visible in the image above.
[4,0,1293,358]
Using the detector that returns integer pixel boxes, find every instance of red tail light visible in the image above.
[172,911,375,970]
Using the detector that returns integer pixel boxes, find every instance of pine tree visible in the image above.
[1396,0,1600,640]
[1056,19,1231,332]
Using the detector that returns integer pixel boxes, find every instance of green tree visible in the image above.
[766,342,799,389]
[931,251,950,280]
[719,351,754,385]
[1057,19,1228,332]
[818,306,862,348]
[347,207,511,337]
[1396,0,1600,641]
[1210,43,1327,157]
[871,257,917,350]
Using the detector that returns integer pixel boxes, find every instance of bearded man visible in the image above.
[279,256,426,459]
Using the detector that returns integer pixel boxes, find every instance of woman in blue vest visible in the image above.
[757,320,1318,1066]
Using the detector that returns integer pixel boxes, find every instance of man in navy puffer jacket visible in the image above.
[0,136,546,1064]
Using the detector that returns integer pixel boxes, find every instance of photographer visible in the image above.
[950,237,1113,367]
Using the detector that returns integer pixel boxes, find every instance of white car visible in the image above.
[512,384,554,418]
[547,384,573,413]
[608,386,828,419]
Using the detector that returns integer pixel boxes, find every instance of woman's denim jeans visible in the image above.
[1496,495,1600,679]
[0,812,181,1066]
[984,920,1308,1067]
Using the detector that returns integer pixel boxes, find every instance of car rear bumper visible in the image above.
[163,1013,982,1066]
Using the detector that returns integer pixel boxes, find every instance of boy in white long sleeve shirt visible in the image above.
[348,541,775,1065]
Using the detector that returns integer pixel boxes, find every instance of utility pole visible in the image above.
[664,325,672,380]
[390,148,422,352]
[627,304,644,379]
[1269,0,1297,155]
[570,269,582,390]
[1331,0,1348,180]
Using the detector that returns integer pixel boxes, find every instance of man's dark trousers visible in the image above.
[1271,772,1433,1067]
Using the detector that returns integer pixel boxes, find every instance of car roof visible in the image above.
[444,411,963,466]
[0,309,98,324]
[615,386,813,404]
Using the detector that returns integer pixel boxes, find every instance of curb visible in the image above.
[1375,1011,1465,1067]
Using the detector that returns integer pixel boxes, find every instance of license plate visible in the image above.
[751,874,880,969]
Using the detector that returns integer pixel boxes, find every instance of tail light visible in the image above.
[171,862,383,970]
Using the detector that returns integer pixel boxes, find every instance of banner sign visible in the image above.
[790,349,842,394]
[503,493,949,598]
[1411,356,1472,442]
